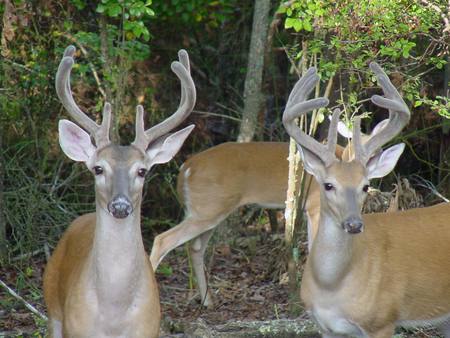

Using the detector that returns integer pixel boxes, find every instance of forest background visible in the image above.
[1,0,450,335]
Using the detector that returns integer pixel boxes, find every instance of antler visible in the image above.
[55,45,111,148]
[132,49,196,150]
[282,67,336,167]
[353,62,410,163]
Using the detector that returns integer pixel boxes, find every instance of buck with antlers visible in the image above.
[43,46,196,337]
[149,76,391,308]
[284,64,450,337]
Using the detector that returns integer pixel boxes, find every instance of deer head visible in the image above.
[283,63,410,234]
[56,46,196,219]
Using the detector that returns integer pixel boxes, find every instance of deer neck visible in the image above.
[309,205,355,289]
[89,202,146,308]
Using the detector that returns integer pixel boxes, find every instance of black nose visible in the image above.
[342,217,364,234]
[108,195,133,219]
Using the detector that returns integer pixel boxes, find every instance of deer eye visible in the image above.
[363,185,370,193]
[324,183,334,191]
[137,168,147,178]
[93,166,103,175]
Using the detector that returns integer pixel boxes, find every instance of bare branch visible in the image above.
[0,279,48,321]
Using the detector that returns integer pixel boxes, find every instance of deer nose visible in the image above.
[108,195,133,219]
[342,217,364,234]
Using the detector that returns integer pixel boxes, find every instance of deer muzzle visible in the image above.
[342,216,364,234]
[108,194,133,219]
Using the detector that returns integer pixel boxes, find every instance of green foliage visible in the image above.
[415,95,450,119]
[280,0,447,126]
[153,0,236,28]
[157,263,174,276]
[70,0,155,41]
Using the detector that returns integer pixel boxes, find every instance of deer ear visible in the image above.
[366,143,405,179]
[146,124,194,166]
[59,119,96,162]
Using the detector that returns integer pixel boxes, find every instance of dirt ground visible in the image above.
[0,216,444,337]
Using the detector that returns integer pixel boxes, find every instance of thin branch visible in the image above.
[420,0,450,33]
[0,279,48,321]
[193,110,242,122]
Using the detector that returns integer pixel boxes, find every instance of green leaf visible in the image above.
[107,4,122,17]
[293,19,303,32]
[285,17,296,29]
[96,4,105,13]
[303,20,312,32]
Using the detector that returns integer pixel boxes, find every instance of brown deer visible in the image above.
[43,46,196,337]
[284,64,450,337]
[150,70,392,308]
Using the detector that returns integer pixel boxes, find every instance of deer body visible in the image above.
[150,140,348,307]
[303,194,450,337]
[283,64,450,337]
[44,46,196,337]
[44,211,159,337]
[178,142,290,212]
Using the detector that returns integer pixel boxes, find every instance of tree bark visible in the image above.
[237,0,271,142]
[284,137,302,314]
[284,42,310,315]
[0,114,5,259]
[0,0,13,258]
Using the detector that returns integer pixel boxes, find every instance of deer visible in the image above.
[43,45,196,338]
[149,79,391,309]
[283,63,450,337]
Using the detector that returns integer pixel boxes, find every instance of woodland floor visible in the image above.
[0,212,444,337]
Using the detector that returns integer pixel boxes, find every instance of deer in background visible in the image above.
[284,64,450,337]
[43,46,196,337]
[150,70,393,308]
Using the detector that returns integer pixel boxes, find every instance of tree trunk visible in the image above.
[0,1,12,258]
[237,0,271,142]
[0,117,5,259]
[284,137,302,315]
[284,42,311,315]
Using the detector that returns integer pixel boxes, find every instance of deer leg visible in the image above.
[150,216,221,271]
[189,229,215,308]
[267,210,279,232]
[48,318,63,338]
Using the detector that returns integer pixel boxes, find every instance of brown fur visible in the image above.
[44,213,160,337]
[151,141,346,307]
[301,172,450,335]
[176,141,344,235]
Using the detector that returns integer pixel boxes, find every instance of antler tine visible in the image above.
[177,49,189,114]
[286,67,318,108]
[63,45,76,58]
[357,62,410,162]
[96,103,112,148]
[327,108,342,155]
[56,46,111,147]
[282,68,334,166]
[352,117,364,161]
[133,105,147,150]
[178,49,190,73]
[139,50,196,147]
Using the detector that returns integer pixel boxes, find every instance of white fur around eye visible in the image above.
[93,160,110,186]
